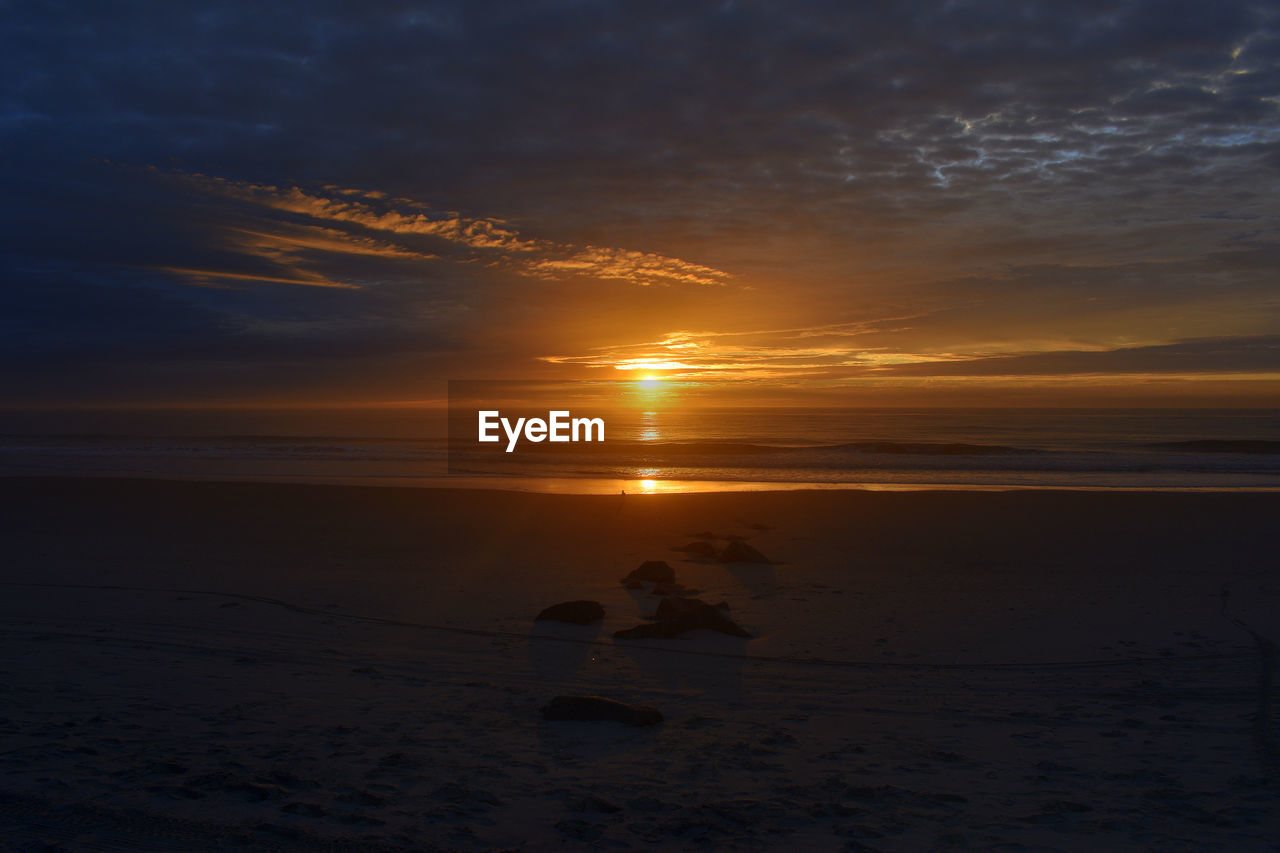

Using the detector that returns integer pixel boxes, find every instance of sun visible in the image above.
[637,374,663,390]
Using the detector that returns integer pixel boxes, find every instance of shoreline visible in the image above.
[5,471,1280,494]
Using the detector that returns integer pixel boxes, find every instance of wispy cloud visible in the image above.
[525,247,729,287]
[170,172,731,288]
[167,224,435,290]
[230,225,436,263]
[539,321,1277,383]
[153,265,356,289]
[540,318,958,379]
[876,334,1280,377]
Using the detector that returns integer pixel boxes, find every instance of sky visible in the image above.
[3,0,1279,408]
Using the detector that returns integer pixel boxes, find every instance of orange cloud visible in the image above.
[175,171,730,288]
[540,319,956,379]
[527,247,729,287]
[230,226,436,263]
[155,266,357,289]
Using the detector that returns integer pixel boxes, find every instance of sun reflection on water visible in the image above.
[638,410,661,442]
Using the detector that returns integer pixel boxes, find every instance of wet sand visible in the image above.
[0,477,1276,850]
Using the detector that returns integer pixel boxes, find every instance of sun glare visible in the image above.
[637,375,663,390]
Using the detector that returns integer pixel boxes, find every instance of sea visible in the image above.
[1,407,1278,493]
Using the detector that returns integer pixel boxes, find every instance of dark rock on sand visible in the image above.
[535,600,604,624]
[541,695,663,726]
[673,540,718,559]
[623,560,675,584]
[655,596,729,619]
[614,597,751,639]
[718,540,772,564]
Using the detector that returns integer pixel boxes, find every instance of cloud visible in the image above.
[525,247,729,287]
[540,318,953,380]
[1,1,1278,403]
[541,320,1280,385]
[204,177,540,253]
[177,172,731,287]
[876,334,1280,377]
[150,223,440,290]
[230,225,436,263]
[153,266,356,289]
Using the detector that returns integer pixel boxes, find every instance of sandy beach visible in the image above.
[0,477,1277,851]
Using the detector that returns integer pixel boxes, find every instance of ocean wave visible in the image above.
[828,441,1033,455]
[1144,440,1280,454]
[450,439,1035,457]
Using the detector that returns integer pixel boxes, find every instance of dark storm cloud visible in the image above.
[7,1,1277,230]
[2,1,1278,400]
[0,250,476,402]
